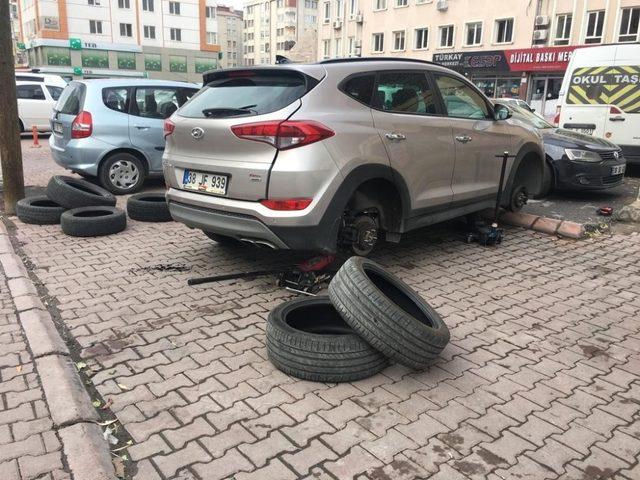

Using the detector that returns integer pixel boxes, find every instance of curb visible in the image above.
[0,222,116,480]
[498,211,585,239]
[616,200,640,223]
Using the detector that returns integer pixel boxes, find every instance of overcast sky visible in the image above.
[220,0,245,11]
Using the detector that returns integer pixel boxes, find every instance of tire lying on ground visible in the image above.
[60,207,126,237]
[46,175,117,209]
[127,192,172,222]
[16,196,66,225]
[266,296,389,382]
[328,256,450,369]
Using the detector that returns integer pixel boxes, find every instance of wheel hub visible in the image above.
[109,160,139,189]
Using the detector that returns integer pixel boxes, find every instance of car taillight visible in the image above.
[260,198,313,211]
[164,118,175,137]
[553,106,561,126]
[610,106,623,114]
[71,111,92,139]
[231,120,334,150]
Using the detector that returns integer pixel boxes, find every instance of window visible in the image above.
[434,74,489,119]
[206,31,217,44]
[305,0,318,7]
[465,22,482,46]
[349,0,357,16]
[619,8,639,42]
[393,30,405,51]
[16,84,46,100]
[342,74,375,105]
[396,0,407,6]
[89,20,102,34]
[102,87,129,113]
[117,0,130,8]
[120,23,133,37]
[88,0,101,5]
[323,2,330,22]
[336,0,343,17]
[169,1,181,15]
[439,25,454,47]
[56,83,85,115]
[494,18,513,43]
[335,37,342,57]
[348,36,356,56]
[144,25,156,39]
[374,0,386,10]
[372,32,384,52]
[46,86,64,100]
[206,6,215,18]
[170,28,182,41]
[323,39,330,58]
[133,87,192,119]
[142,0,154,11]
[414,27,428,49]
[375,72,436,114]
[554,14,572,45]
[585,10,604,44]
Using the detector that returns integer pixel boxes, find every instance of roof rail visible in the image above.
[318,57,437,66]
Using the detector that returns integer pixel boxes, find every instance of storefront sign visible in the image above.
[433,50,509,71]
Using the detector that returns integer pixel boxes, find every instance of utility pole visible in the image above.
[0,0,25,215]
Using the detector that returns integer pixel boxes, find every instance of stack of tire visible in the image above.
[266,256,450,383]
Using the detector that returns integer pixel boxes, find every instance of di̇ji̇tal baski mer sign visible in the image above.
[568,66,640,113]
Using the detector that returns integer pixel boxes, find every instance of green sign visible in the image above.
[195,57,216,73]
[117,52,136,70]
[17,42,25,50]
[73,66,83,76]
[144,54,162,71]
[69,38,82,50]
[169,55,187,73]
[81,50,109,68]
[45,47,71,66]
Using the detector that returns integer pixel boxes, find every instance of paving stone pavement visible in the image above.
[3,141,640,479]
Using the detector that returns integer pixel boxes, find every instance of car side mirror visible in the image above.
[494,103,512,121]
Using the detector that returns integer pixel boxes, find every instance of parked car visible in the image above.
[15,72,67,87]
[49,79,199,194]
[17,78,66,133]
[556,44,640,165]
[509,104,626,196]
[163,58,544,255]
[495,97,537,114]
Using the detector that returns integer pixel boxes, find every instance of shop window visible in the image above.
[372,32,384,52]
[414,27,428,50]
[494,18,513,44]
[619,8,639,42]
[585,10,604,44]
[554,14,572,45]
[465,22,482,46]
[439,25,454,48]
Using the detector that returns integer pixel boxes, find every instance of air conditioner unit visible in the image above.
[333,20,342,29]
[533,29,548,41]
[355,13,363,23]
[535,15,550,27]
[436,0,448,11]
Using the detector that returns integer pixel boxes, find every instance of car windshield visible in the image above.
[509,104,554,129]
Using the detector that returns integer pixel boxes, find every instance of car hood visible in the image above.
[541,128,620,151]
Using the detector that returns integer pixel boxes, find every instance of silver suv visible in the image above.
[163,59,544,254]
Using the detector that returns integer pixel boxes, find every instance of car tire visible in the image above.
[46,175,117,209]
[507,184,529,212]
[203,231,244,246]
[328,256,450,369]
[127,193,172,222]
[16,196,66,225]
[535,162,554,199]
[99,153,146,195]
[266,296,389,383]
[61,206,127,237]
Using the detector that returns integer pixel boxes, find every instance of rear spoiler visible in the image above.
[202,68,321,91]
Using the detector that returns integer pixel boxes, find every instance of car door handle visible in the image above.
[134,125,151,130]
[385,132,406,141]
[610,116,625,122]
[455,135,472,143]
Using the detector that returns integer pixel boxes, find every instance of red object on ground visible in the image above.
[298,255,336,272]
[599,207,613,216]
[31,126,41,148]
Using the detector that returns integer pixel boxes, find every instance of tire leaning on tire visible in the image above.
[127,193,172,222]
[16,196,66,225]
[46,175,116,209]
[266,296,389,383]
[61,207,127,237]
[328,256,450,369]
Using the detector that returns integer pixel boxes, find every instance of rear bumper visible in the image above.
[49,135,113,176]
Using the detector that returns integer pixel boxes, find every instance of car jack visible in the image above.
[465,151,515,247]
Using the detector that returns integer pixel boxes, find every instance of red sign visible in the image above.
[505,46,580,72]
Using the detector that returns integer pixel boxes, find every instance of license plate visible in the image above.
[53,122,63,134]
[611,164,625,175]
[182,170,228,196]
[570,127,594,135]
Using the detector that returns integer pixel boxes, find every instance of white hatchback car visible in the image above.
[17,75,67,133]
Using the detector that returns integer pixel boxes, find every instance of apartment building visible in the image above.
[243,0,319,65]
[10,0,29,66]
[317,0,364,58]
[14,0,222,81]
[353,0,640,119]
[217,5,243,68]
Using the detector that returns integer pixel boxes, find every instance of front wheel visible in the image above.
[99,153,146,194]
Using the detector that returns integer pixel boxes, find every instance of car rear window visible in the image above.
[55,82,85,115]
[341,74,375,106]
[179,70,316,118]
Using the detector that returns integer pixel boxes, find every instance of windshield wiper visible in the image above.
[202,107,257,118]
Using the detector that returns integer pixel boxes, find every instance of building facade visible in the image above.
[217,5,243,68]
[243,0,319,65]
[317,0,364,58]
[14,0,222,81]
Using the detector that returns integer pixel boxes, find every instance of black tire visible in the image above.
[266,296,389,383]
[507,184,529,212]
[328,256,450,369]
[61,207,127,237]
[16,196,66,225]
[127,192,171,222]
[99,153,146,194]
[203,231,244,246]
[46,175,116,209]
